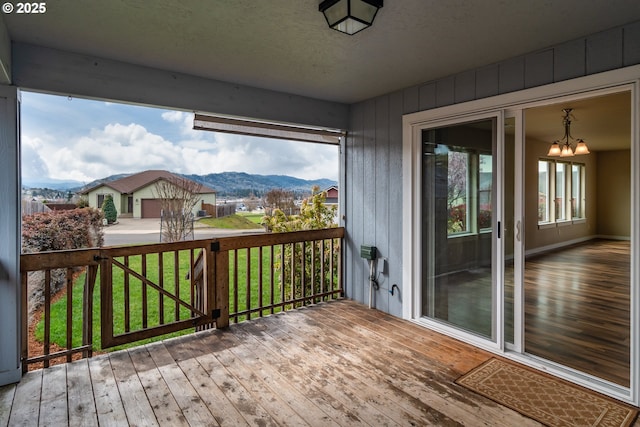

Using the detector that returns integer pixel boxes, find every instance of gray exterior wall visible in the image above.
[344,21,640,317]
[12,42,349,131]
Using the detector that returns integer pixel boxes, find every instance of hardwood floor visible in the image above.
[524,239,631,386]
[1,300,548,427]
[434,239,630,387]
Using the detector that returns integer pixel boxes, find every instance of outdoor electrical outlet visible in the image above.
[360,245,377,260]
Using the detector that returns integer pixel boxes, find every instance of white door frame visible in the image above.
[402,65,640,405]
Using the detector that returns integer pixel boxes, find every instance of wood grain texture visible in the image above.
[524,239,631,386]
[1,299,591,426]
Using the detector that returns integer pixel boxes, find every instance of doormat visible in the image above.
[456,358,638,427]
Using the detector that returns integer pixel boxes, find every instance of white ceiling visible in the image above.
[4,1,640,104]
[525,92,631,152]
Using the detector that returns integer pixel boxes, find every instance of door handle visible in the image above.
[516,220,521,242]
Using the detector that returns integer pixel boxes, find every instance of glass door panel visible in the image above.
[522,92,631,387]
[421,118,496,339]
[504,117,515,345]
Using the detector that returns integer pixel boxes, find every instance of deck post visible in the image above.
[0,85,21,386]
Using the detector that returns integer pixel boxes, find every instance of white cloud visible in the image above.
[21,93,339,184]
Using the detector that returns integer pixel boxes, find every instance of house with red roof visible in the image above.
[81,170,216,219]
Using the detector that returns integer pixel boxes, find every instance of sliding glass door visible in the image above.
[421,116,497,340]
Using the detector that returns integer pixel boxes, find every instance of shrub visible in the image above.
[102,194,118,223]
[263,186,338,304]
[22,208,105,253]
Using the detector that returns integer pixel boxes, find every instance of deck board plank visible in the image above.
[88,356,128,427]
[237,320,394,426]
[108,350,159,427]
[217,330,342,427]
[248,316,427,426]
[292,304,541,426]
[145,342,217,427]
[189,346,279,426]
[8,369,42,427]
[39,364,68,427]
[162,334,248,427]
[66,359,98,427]
[0,383,16,427]
[127,346,189,427]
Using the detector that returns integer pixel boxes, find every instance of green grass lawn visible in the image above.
[198,213,263,229]
[36,247,284,352]
[238,212,266,225]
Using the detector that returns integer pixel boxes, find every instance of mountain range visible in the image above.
[23,172,337,198]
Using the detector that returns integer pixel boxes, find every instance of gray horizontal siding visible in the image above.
[344,20,640,317]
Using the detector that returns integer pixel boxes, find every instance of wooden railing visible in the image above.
[20,228,344,371]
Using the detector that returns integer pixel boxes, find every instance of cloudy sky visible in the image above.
[20,91,339,185]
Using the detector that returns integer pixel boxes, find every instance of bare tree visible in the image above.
[264,188,295,215]
[154,176,203,242]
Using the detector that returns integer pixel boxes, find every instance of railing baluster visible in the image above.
[280,244,285,310]
[329,239,335,291]
[290,243,296,308]
[83,265,98,359]
[321,239,326,302]
[124,255,130,332]
[175,250,180,321]
[246,248,251,321]
[258,246,263,317]
[269,245,275,315]
[142,253,147,329]
[66,268,73,363]
[190,249,196,318]
[158,251,164,325]
[233,249,238,324]
[302,241,307,307]
[44,269,51,368]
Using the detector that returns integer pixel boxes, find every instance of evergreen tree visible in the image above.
[102,194,118,223]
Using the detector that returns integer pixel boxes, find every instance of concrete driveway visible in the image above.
[103,218,265,246]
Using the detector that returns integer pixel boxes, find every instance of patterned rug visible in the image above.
[456,358,638,427]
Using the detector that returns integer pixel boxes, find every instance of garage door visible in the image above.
[141,199,162,218]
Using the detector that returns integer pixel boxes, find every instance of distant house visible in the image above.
[81,170,216,219]
[324,186,338,205]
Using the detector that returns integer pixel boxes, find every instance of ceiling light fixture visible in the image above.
[319,0,383,35]
[547,108,590,157]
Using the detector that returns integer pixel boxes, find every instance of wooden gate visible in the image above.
[99,240,226,349]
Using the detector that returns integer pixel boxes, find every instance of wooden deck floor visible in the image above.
[0,299,627,427]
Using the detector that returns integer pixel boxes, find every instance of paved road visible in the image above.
[103,218,266,246]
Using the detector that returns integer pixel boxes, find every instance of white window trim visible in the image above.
[402,64,640,405]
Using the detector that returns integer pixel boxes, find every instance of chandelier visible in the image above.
[547,108,590,157]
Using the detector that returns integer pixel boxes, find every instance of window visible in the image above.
[538,161,550,222]
[447,148,492,235]
[571,164,585,219]
[538,159,585,225]
[447,150,469,234]
[555,162,568,221]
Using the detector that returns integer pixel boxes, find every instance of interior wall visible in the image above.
[346,20,640,316]
[597,150,631,238]
[523,138,598,253]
